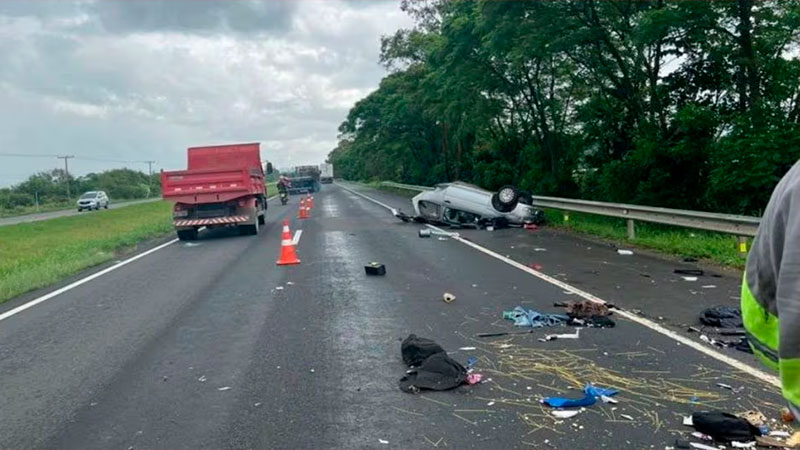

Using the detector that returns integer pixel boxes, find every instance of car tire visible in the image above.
[177,229,198,240]
[77,208,82,212]
[104,203,109,209]
[491,185,520,213]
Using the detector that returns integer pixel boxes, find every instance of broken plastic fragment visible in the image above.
[459,347,476,351]
[275,286,284,290]
[552,410,581,419]
[218,386,231,391]
[730,442,755,449]
[198,375,207,383]
[620,414,634,421]
[601,395,618,404]
[617,249,634,255]
[443,292,456,303]
[544,329,581,341]
[683,416,694,426]
[682,276,698,281]
[689,443,718,450]
[378,439,389,445]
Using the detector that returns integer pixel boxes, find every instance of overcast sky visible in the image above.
[0,0,412,185]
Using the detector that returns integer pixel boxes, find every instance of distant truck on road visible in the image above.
[319,163,334,184]
[161,143,273,240]
[287,165,321,194]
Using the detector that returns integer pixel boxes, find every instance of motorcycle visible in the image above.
[279,190,289,205]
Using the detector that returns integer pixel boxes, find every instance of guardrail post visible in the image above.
[737,236,748,254]
[626,219,636,240]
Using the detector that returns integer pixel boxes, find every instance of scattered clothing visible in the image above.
[398,352,467,393]
[542,384,618,408]
[691,411,761,443]
[562,300,610,318]
[700,306,743,328]
[504,306,569,328]
[401,334,445,367]
[466,373,483,385]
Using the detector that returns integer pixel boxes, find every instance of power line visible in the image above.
[0,152,59,158]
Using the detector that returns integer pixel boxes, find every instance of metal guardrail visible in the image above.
[380,181,760,244]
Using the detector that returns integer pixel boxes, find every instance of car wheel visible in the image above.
[77,208,82,212]
[491,185,520,213]
[104,203,109,209]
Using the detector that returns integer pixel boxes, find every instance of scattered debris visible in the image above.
[542,384,617,408]
[466,373,483,384]
[788,431,800,447]
[275,286,284,290]
[756,436,791,448]
[443,292,456,303]
[475,330,534,338]
[700,306,742,328]
[731,441,755,449]
[675,269,705,276]
[600,395,618,404]
[419,229,432,238]
[365,262,386,276]
[556,300,610,318]
[739,411,767,428]
[691,432,713,441]
[781,407,795,423]
[529,263,544,270]
[541,329,581,341]
[534,247,547,252]
[683,416,694,426]
[198,375,207,383]
[504,306,569,328]
[701,285,717,289]
[218,386,231,391]
[378,439,389,444]
[617,249,634,255]
[286,281,295,286]
[487,401,495,406]
[398,335,468,393]
[254,402,262,407]
[458,347,476,351]
[552,410,581,419]
[682,276,698,281]
[620,414,634,421]
[689,442,719,450]
[691,411,761,443]
[769,431,790,438]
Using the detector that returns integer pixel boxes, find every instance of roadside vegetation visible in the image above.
[1,168,160,217]
[329,1,799,218]
[0,201,173,303]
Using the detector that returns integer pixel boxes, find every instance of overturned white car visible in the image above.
[394,182,545,228]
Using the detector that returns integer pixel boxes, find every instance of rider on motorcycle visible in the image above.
[277,175,291,193]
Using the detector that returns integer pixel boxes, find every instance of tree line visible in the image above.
[328,0,799,215]
[1,168,160,212]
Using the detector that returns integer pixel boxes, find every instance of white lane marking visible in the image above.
[0,193,281,323]
[292,230,303,245]
[337,182,781,388]
[0,238,179,323]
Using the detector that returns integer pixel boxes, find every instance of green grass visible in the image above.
[266,182,278,197]
[0,201,174,303]
[0,201,74,218]
[543,209,749,269]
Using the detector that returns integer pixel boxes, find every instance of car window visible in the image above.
[443,208,481,224]
[417,200,441,219]
[80,192,96,199]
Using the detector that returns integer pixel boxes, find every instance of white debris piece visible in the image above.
[198,375,207,383]
[275,286,284,290]
[701,285,717,289]
[617,250,634,255]
[601,395,618,404]
[730,442,755,449]
[487,401,495,406]
[552,410,581,419]
[286,282,295,286]
[620,414,634,421]
[378,439,389,444]
[534,248,547,252]
[544,329,580,341]
[459,347,477,351]
[691,432,714,441]
[218,386,231,391]
[499,344,513,349]
[716,383,733,390]
[683,416,694,426]
[682,276,698,281]
[689,443,718,450]
[769,431,790,438]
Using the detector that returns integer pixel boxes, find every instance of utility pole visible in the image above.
[57,155,74,199]
[144,160,155,177]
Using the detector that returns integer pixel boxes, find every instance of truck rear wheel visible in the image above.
[177,229,198,241]
[239,219,259,236]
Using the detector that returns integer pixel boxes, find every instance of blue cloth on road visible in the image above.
[543,384,618,408]
[507,306,569,328]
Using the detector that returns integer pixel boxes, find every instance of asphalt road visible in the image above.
[0,184,787,449]
[0,198,160,227]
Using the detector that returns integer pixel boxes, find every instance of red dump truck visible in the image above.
[161,143,273,240]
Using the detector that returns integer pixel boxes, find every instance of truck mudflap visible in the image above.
[174,215,250,227]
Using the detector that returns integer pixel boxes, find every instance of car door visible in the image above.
[443,184,493,217]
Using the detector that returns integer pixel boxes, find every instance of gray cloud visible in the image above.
[0,0,412,185]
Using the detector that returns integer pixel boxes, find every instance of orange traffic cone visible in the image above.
[276,220,300,265]
[306,193,314,209]
[298,198,307,219]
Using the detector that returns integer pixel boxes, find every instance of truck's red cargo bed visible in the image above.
[161,143,266,204]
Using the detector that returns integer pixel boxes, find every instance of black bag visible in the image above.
[401,334,445,367]
[398,352,467,393]
[699,306,742,328]
[692,411,761,442]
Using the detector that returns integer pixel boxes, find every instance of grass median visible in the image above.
[0,201,174,303]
